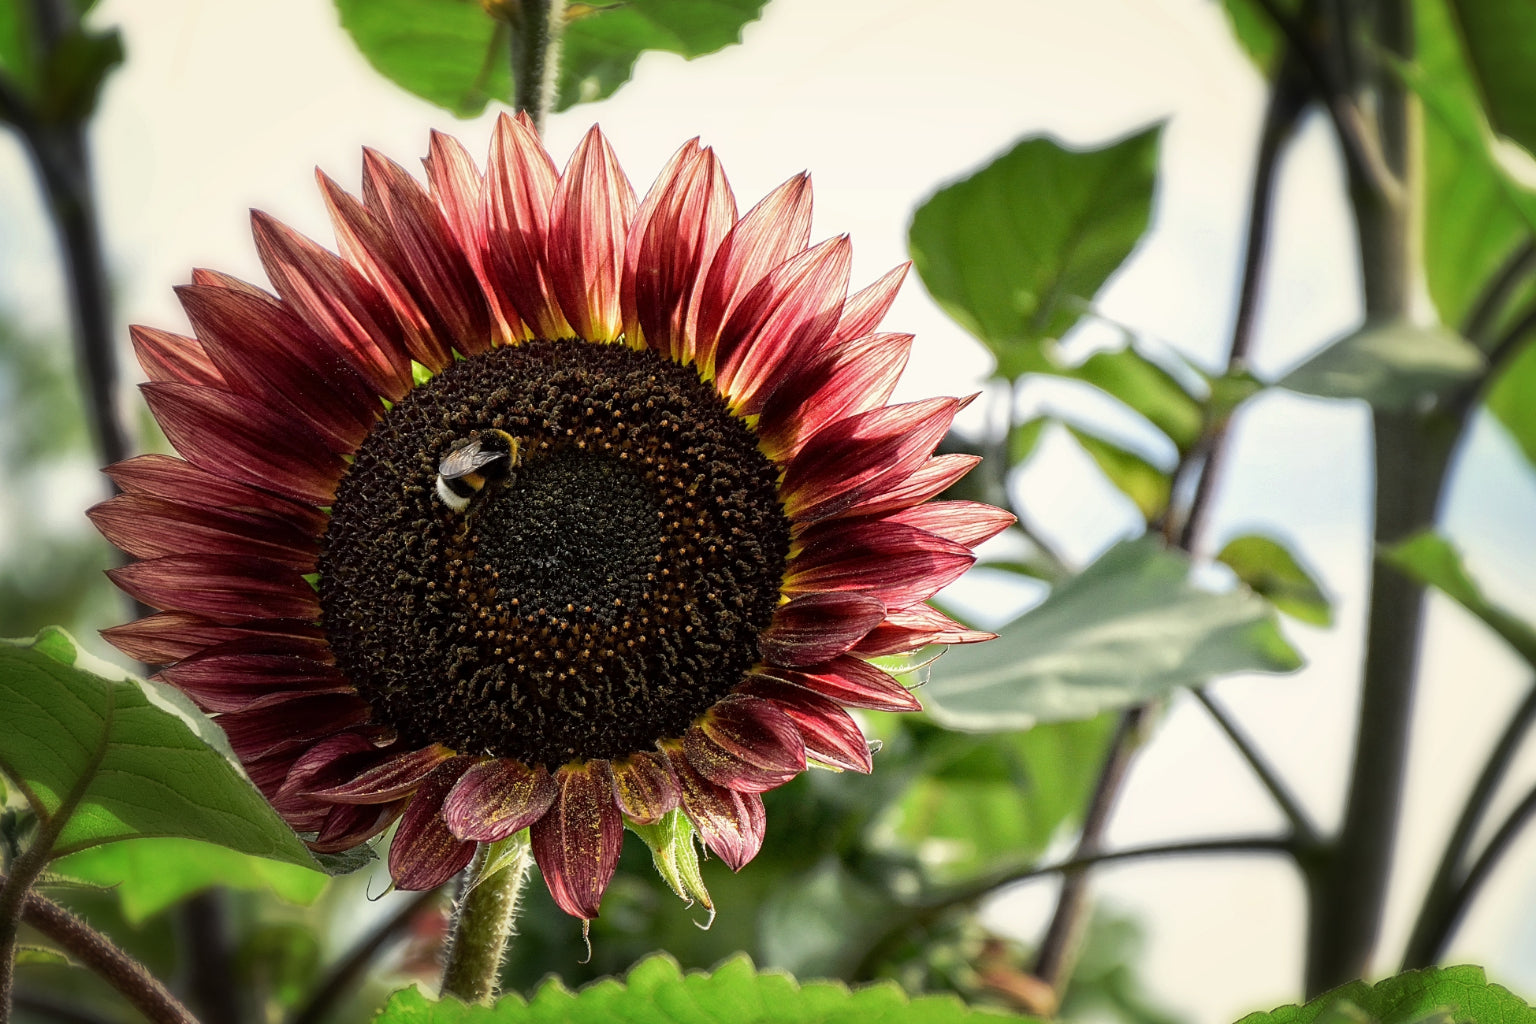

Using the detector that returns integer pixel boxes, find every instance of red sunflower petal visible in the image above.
[684,695,805,793]
[483,111,565,338]
[105,454,328,534]
[758,331,913,460]
[107,553,320,624]
[840,452,984,520]
[88,493,319,571]
[308,744,459,805]
[883,500,1016,548]
[441,759,558,842]
[829,263,908,347]
[714,235,852,416]
[529,762,624,919]
[786,522,976,610]
[389,757,478,890]
[757,591,886,668]
[549,125,636,342]
[275,731,384,813]
[740,681,873,773]
[751,655,921,712]
[130,325,225,387]
[218,694,371,762]
[609,752,680,825]
[251,210,413,400]
[178,282,382,451]
[852,603,996,657]
[312,800,406,854]
[425,129,521,349]
[100,613,322,666]
[690,172,813,370]
[140,382,344,505]
[159,636,348,713]
[662,745,765,871]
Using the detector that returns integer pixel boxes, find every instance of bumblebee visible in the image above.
[435,429,521,510]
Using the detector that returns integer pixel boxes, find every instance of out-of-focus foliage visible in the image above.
[1216,535,1332,627]
[0,0,121,126]
[1278,322,1484,412]
[1235,965,1536,1024]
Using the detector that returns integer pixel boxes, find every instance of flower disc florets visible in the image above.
[93,114,1013,921]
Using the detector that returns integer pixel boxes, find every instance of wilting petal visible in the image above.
[312,800,406,854]
[609,752,680,825]
[89,493,319,571]
[548,125,636,341]
[107,554,320,624]
[275,731,383,819]
[442,758,558,842]
[685,695,805,793]
[758,591,886,668]
[309,744,458,804]
[131,325,225,387]
[740,680,872,773]
[662,744,765,871]
[752,655,921,712]
[529,762,624,919]
[389,757,478,890]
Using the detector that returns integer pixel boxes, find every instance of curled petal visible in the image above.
[609,752,680,825]
[662,745,765,871]
[442,758,558,842]
[529,762,624,919]
[389,757,478,890]
[275,731,382,816]
[758,592,886,669]
[685,695,805,793]
[312,800,406,854]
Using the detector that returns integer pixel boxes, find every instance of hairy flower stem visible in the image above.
[441,835,532,1004]
[504,0,565,134]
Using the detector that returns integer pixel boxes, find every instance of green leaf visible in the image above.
[1065,426,1171,522]
[922,538,1301,731]
[34,25,122,122]
[909,126,1161,379]
[373,953,1035,1023]
[1447,1,1536,156]
[1381,532,1536,666]
[1235,965,1535,1024]
[1217,0,1300,72]
[1009,417,1048,465]
[1486,339,1536,469]
[1069,346,1204,453]
[0,627,319,866]
[1217,534,1333,627]
[1278,322,1484,410]
[758,859,890,978]
[53,837,326,924]
[889,715,1115,879]
[335,0,766,119]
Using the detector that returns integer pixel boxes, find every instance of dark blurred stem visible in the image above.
[441,837,532,1005]
[1031,706,1148,992]
[1461,241,1536,346]
[1400,684,1536,968]
[0,877,198,1024]
[504,0,565,134]
[1304,0,1434,995]
[1194,689,1320,843]
[175,893,240,1024]
[289,887,442,1024]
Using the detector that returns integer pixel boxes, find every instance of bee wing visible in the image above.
[437,439,509,480]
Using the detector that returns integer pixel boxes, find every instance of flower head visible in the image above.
[94,115,1011,919]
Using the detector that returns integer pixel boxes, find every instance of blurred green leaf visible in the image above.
[1009,417,1048,465]
[1208,368,1264,420]
[1447,1,1536,155]
[1217,534,1332,626]
[1413,0,1536,331]
[1065,426,1171,522]
[889,715,1115,880]
[1217,0,1300,71]
[0,627,319,866]
[910,126,1160,379]
[923,537,1301,731]
[1069,346,1204,453]
[376,954,1035,1022]
[335,0,766,118]
[1278,322,1483,410]
[759,858,891,978]
[1486,340,1536,470]
[1235,965,1534,1024]
[35,25,122,122]
[1381,532,1536,666]
[54,837,327,924]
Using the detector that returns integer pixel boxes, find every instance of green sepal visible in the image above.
[628,809,712,913]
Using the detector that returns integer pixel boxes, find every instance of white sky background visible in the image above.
[3,0,1536,1020]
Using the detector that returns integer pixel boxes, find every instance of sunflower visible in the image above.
[92,114,1011,920]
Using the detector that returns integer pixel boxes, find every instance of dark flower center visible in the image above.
[319,339,792,766]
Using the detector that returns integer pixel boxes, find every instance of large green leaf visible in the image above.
[334,0,766,118]
[53,837,326,924]
[374,954,1034,1023]
[922,538,1301,731]
[1381,531,1536,666]
[1447,1,1536,155]
[1235,965,1535,1024]
[1278,322,1484,410]
[909,126,1161,379]
[0,627,318,865]
[1217,534,1332,627]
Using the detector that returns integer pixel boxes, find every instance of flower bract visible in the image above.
[95,115,1011,920]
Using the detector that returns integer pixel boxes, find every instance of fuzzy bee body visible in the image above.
[435,429,521,510]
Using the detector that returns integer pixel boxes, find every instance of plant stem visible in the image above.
[289,887,443,1024]
[1400,684,1536,968]
[440,836,532,1005]
[1,876,198,1024]
[506,0,565,134]
[1194,689,1321,843]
